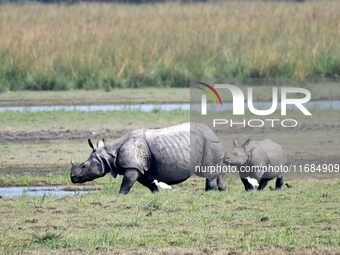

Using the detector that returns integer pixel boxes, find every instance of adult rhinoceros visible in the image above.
[70,123,226,194]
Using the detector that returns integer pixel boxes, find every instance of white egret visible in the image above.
[153,180,173,190]
[245,177,259,189]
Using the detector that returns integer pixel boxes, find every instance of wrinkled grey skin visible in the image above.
[225,138,286,191]
[70,123,226,194]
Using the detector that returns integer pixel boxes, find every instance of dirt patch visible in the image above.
[0,129,128,143]
[1,123,340,142]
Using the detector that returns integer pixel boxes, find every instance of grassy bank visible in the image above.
[0,173,71,187]
[1,82,340,106]
[0,178,339,254]
[1,108,339,133]
[0,2,340,91]
[0,88,189,106]
[0,110,189,132]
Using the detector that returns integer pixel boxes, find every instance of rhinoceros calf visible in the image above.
[70,123,226,194]
[225,138,286,191]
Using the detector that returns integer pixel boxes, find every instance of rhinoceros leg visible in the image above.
[119,168,140,194]
[241,178,254,191]
[275,177,283,190]
[205,177,218,191]
[217,175,226,191]
[137,178,159,193]
[257,178,272,191]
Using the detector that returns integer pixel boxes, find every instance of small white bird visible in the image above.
[152,180,173,190]
[246,176,259,189]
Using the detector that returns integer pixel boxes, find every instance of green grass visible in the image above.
[0,178,339,254]
[0,172,112,187]
[0,2,340,91]
[0,88,189,106]
[0,110,189,132]
[0,173,70,187]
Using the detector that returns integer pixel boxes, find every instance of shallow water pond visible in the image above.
[0,185,99,197]
[0,100,339,112]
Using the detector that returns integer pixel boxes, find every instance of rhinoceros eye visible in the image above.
[82,164,86,169]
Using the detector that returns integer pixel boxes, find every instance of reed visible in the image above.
[0,1,339,91]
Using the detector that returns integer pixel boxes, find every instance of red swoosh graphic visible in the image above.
[198,82,223,105]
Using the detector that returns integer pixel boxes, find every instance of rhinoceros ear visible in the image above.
[88,139,96,151]
[243,138,251,148]
[233,138,239,147]
[97,139,105,150]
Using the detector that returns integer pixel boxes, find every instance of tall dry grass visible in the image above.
[0,1,339,91]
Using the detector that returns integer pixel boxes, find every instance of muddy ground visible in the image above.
[0,128,127,142]
[1,123,340,142]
